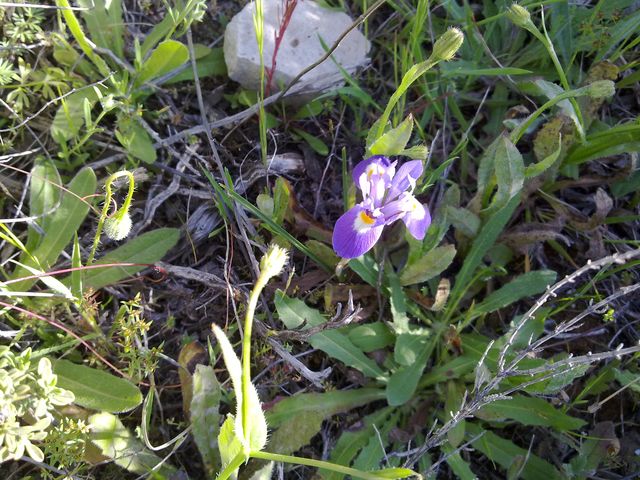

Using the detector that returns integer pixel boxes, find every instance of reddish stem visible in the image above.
[266,0,298,95]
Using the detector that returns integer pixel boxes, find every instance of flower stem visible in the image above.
[88,171,135,265]
[241,269,269,447]
[216,452,246,480]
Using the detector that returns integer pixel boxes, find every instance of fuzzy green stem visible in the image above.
[241,270,270,448]
[216,452,246,480]
[510,85,590,145]
[527,12,585,141]
[250,451,393,480]
[88,171,135,265]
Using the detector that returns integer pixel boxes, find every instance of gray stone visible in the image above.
[223,0,370,95]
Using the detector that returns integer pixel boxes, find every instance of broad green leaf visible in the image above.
[450,196,519,310]
[164,47,227,84]
[565,123,640,165]
[352,412,399,472]
[385,344,430,406]
[485,136,524,214]
[53,359,142,413]
[613,368,640,394]
[476,395,586,431]
[137,40,189,85]
[267,388,386,427]
[348,323,394,353]
[525,134,562,178]
[368,115,414,156]
[445,206,480,237]
[400,244,456,286]
[51,88,100,142]
[78,0,124,59]
[191,365,222,474]
[394,332,429,366]
[27,159,61,250]
[275,292,386,379]
[218,415,243,474]
[320,408,393,480]
[249,462,274,480]
[12,167,96,291]
[445,381,466,447]
[442,445,476,480]
[77,228,180,290]
[89,412,175,476]
[388,269,409,333]
[467,423,563,480]
[115,115,157,164]
[212,324,267,453]
[473,270,557,315]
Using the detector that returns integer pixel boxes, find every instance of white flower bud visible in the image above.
[104,212,132,241]
[259,244,289,281]
[432,28,464,62]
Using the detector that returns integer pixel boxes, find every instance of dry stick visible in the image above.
[405,250,640,468]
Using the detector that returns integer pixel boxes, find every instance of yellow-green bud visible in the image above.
[586,80,615,99]
[432,28,464,62]
[259,244,289,281]
[506,4,532,28]
[104,212,132,241]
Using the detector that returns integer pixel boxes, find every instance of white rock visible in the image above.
[223,0,370,95]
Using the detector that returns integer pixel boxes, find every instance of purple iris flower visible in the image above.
[332,155,431,258]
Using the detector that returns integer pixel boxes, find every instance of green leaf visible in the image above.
[485,136,524,213]
[51,88,100,142]
[137,40,189,85]
[476,395,586,431]
[565,123,640,165]
[77,228,180,290]
[368,115,414,157]
[613,368,640,394]
[275,292,386,379]
[348,323,395,353]
[78,0,124,59]
[26,159,61,250]
[115,115,157,164]
[467,423,563,480]
[191,364,222,474]
[12,167,96,291]
[449,196,519,310]
[320,408,393,480]
[164,47,227,84]
[473,270,557,315]
[218,415,243,474]
[385,343,430,406]
[89,412,175,476]
[442,445,476,480]
[400,244,456,286]
[267,388,386,428]
[292,128,329,156]
[212,324,267,453]
[53,359,142,412]
[71,233,83,299]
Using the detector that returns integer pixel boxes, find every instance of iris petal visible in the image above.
[388,160,423,200]
[353,156,395,188]
[332,204,384,258]
[402,201,431,240]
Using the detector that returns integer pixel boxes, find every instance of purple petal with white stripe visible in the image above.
[388,160,423,200]
[353,156,395,187]
[402,200,431,240]
[332,204,384,258]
